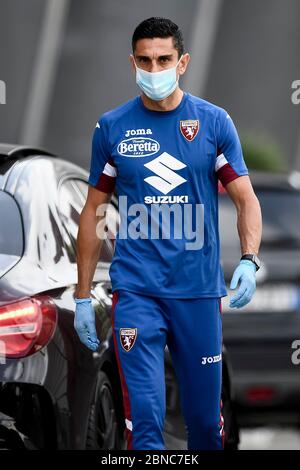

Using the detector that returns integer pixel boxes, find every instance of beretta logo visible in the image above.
[117,137,160,157]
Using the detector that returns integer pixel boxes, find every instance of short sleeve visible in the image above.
[88,117,117,193]
[215,109,248,187]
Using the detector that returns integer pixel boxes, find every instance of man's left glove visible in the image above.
[229,260,256,308]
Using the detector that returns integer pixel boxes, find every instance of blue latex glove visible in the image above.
[74,298,100,351]
[229,260,256,308]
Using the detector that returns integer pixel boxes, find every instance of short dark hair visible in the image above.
[132,17,184,58]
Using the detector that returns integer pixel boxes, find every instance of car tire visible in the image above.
[86,370,125,450]
[0,425,26,450]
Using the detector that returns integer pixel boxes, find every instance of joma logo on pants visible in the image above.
[0,80,6,104]
[201,354,222,365]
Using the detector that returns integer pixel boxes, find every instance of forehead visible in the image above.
[134,37,176,57]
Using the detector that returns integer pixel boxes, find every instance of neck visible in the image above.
[140,87,184,112]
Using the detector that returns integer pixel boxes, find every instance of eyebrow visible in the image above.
[135,54,174,60]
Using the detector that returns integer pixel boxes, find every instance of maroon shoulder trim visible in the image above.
[95,173,116,193]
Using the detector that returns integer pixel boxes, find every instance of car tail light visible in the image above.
[246,386,275,402]
[0,296,57,359]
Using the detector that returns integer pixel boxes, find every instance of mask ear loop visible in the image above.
[176,54,184,70]
[131,54,138,71]
[175,55,184,85]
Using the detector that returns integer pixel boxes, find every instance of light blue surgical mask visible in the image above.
[134,56,183,101]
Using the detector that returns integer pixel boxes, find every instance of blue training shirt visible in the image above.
[88,92,249,298]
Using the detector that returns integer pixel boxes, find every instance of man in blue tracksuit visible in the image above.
[74,18,262,450]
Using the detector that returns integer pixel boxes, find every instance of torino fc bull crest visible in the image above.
[120,328,137,352]
[180,119,200,141]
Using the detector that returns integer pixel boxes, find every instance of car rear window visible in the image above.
[219,190,300,250]
[0,191,23,256]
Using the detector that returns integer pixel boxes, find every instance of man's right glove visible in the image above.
[74,298,100,351]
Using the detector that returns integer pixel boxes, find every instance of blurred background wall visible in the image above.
[0,0,300,170]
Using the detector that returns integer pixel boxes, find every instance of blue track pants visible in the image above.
[112,289,224,450]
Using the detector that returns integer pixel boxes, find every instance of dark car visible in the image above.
[0,144,239,449]
[219,172,300,427]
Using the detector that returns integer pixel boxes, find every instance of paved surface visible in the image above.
[239,427,300,450]
[165,427,300,450]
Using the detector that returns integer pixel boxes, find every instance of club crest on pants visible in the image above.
[180,119,200,141]
[119,328,137,352]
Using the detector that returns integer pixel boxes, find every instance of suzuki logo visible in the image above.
[144,152,187,195]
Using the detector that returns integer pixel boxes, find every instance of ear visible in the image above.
[129,54,136,74]
[178,53,190,76]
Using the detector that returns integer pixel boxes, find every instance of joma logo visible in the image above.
[125,128,152,137]
[201,354,222,365]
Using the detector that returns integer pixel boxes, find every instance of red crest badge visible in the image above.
[180,120,200,141]
[120,328,137,352]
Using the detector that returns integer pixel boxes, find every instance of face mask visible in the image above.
[134,55,183,101]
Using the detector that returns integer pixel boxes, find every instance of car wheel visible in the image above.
[0,425,26,450]
[86,370,125,450]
